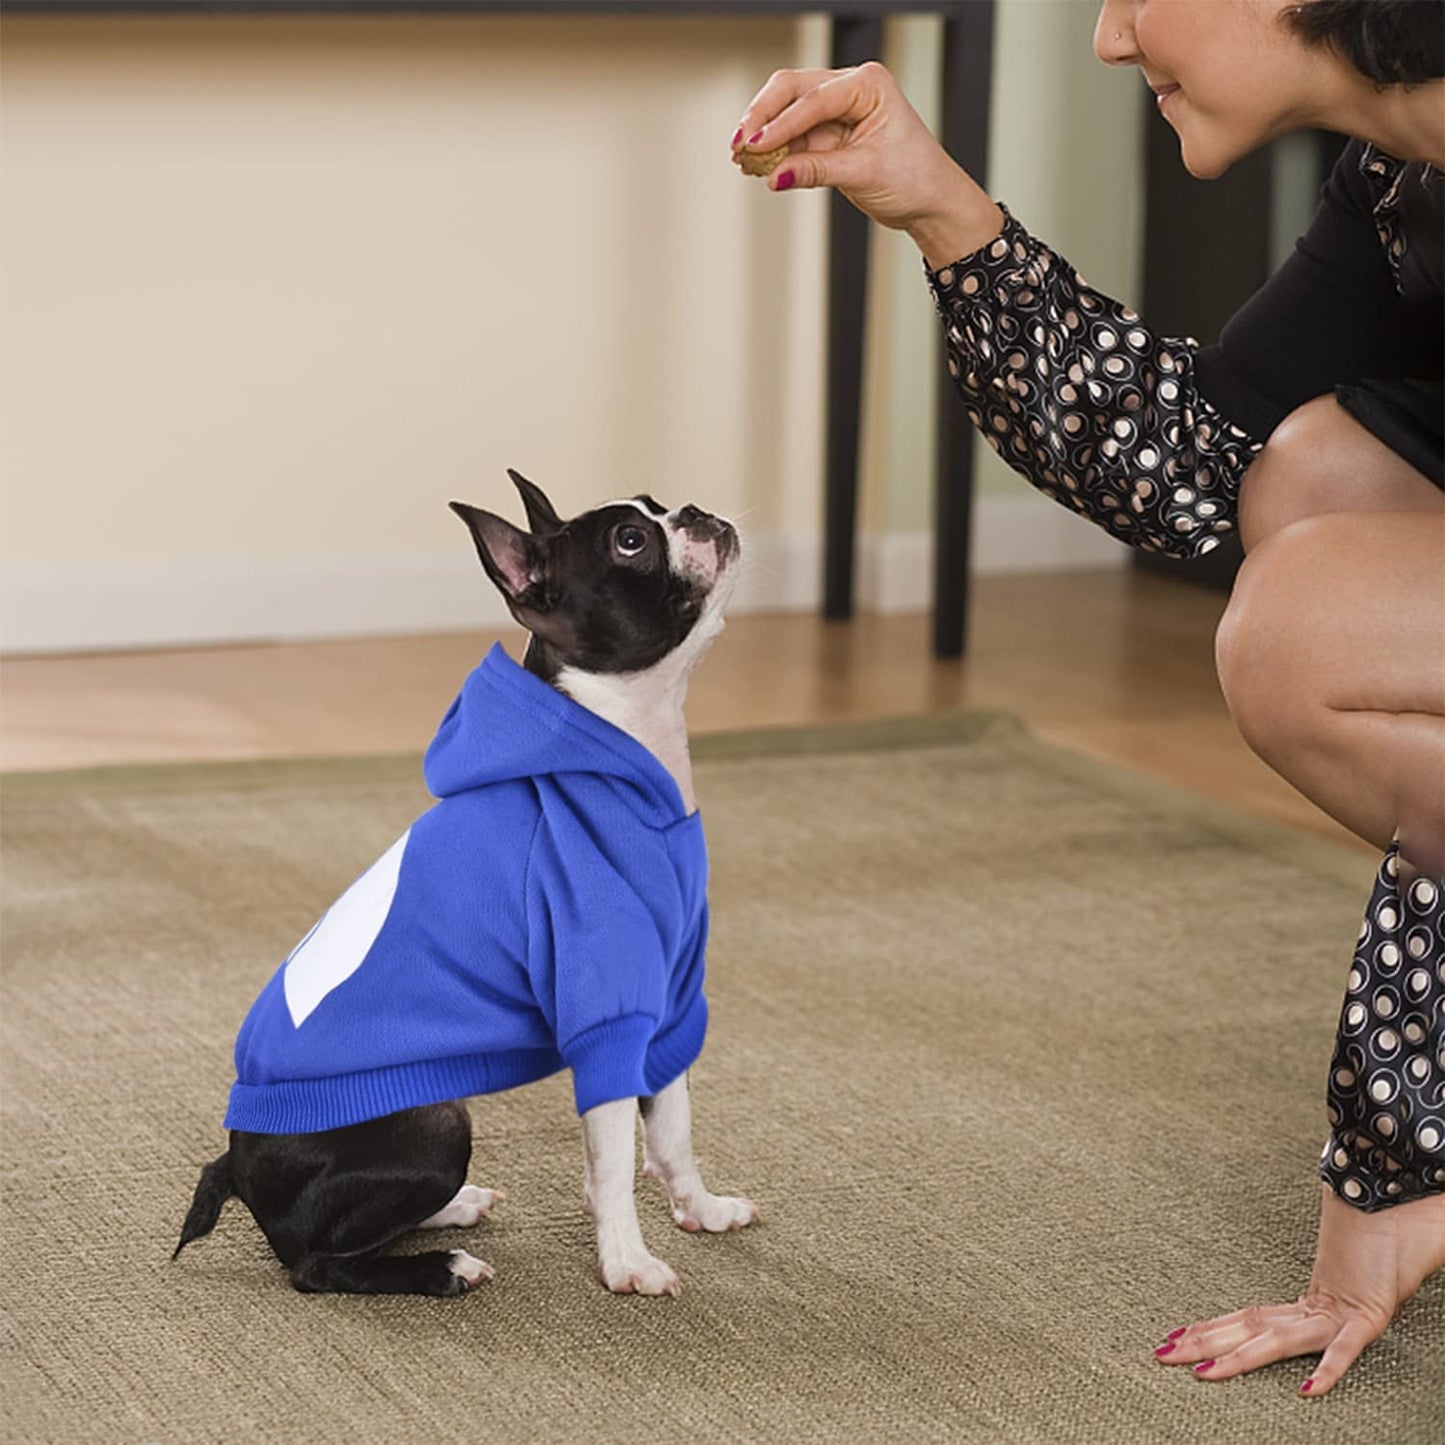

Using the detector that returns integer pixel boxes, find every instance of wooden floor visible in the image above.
[0,568,1364,852]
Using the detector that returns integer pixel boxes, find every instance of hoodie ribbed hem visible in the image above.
[564,995,708,1115]
[224,1046,563,1134]
[566,1014,659,1115]
[644,994,708,1098]
[225,1000,710,1132]
[563,999,710,1109]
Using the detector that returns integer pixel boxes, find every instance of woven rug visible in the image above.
[2,712,1441,1443]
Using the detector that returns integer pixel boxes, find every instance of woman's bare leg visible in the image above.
[1224,394,1444,871]
[1159,396,1445,1394]
[1237,394,1444,554]
[1216,512,1445,873]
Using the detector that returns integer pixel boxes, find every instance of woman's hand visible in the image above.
[1154,1184,1445,1396]
[732,62,1004,269]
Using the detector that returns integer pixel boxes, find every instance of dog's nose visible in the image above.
[676,504,707,528]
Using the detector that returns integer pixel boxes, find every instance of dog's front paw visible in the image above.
[672,1192,759,1234]
[599,1249,681,1297]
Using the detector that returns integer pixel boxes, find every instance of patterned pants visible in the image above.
[1320,843,1445,1209]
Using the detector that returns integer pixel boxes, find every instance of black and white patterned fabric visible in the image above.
[924,205,1262,561]
[1322,845,1445,1209]
[924,191,1443,1212]
[1360,143,1443,306]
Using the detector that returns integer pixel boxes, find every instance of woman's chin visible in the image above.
[1175,130,1236,181]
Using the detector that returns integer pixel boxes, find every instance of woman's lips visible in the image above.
[1154,84,1181,111]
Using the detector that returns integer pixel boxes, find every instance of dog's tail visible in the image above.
[173,1151,235,1260]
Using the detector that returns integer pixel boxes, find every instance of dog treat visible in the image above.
[738,144,791,178]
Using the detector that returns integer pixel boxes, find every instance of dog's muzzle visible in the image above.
[677,505,740,565]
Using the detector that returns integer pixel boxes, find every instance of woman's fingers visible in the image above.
[1188,1313,1337,1381]
[758,143,877,196]
[733,67,841,150]
[1301,1312,1390,1397]
[732,59,981,240]
[1156,1304,1299,1364]
[735,63,894,157]
[1155,1303,1390,1395]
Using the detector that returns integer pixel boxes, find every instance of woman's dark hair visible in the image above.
[1285,0,1444,85]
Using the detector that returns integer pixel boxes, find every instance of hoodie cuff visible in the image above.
[565,1013,657,1115]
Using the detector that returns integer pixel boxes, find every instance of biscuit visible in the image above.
[738,144,791,178]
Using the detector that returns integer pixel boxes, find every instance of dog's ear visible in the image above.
[506,469,563,540]
[450,501,544,605]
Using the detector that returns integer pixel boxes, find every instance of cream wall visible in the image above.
[865,2,1146,533]
[2,4,1140,652]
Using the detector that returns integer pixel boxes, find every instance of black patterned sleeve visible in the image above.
[1320,847,1445,1209]
[924,207,1262,560]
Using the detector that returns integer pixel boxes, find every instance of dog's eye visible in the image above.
[614,525,649,557]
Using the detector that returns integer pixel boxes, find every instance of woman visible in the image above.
[732,0,1444,1399]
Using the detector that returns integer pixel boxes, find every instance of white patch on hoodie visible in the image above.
[283,829,410,1027]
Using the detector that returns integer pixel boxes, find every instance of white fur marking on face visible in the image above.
[602,497,733,599]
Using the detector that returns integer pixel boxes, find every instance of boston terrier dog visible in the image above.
[174,470,756,1298]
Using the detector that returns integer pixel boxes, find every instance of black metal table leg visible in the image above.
[821,14,884,621]
[932,0,994,658]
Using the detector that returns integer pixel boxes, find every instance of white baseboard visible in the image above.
[1,553,511,655]
[861,491,1126,615]
[743,492,1126,621]
[2,492,1124,654]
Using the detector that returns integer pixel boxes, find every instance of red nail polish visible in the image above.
[1154,1343,1176,1357]
[1301,1378,1314,1394]
[775,170,796,193]
[731,127,743,147]
[1166,1327,1186,1341]
[748,131,764,145]
[1194,1360,1215,1374]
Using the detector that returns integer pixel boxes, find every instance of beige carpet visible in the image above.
[3,712,1441,1443]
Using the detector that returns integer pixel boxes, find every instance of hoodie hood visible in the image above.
[422,643,687,828]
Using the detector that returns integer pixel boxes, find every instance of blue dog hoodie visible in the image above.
[223,643,709,1133]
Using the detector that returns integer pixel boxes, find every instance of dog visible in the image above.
[174,470,756,1298]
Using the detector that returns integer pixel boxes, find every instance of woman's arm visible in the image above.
[738,71,1441,559]
[735,62,1260,557]
[924,210,1260,559]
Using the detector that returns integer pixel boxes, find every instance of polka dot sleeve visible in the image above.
[925,207,1262,559]
[1320,845,1445,1210]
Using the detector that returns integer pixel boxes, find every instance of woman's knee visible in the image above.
[1218,513,1444,865]
[1214,521,1332,760]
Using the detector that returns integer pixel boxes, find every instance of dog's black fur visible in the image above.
[174,472,736,1297]
[176,1103,474,1296]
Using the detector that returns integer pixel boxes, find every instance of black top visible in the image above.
[926,140,1444,560]
[1200,141,1443,441]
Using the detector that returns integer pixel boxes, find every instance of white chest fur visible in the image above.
[554,659,698,814]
